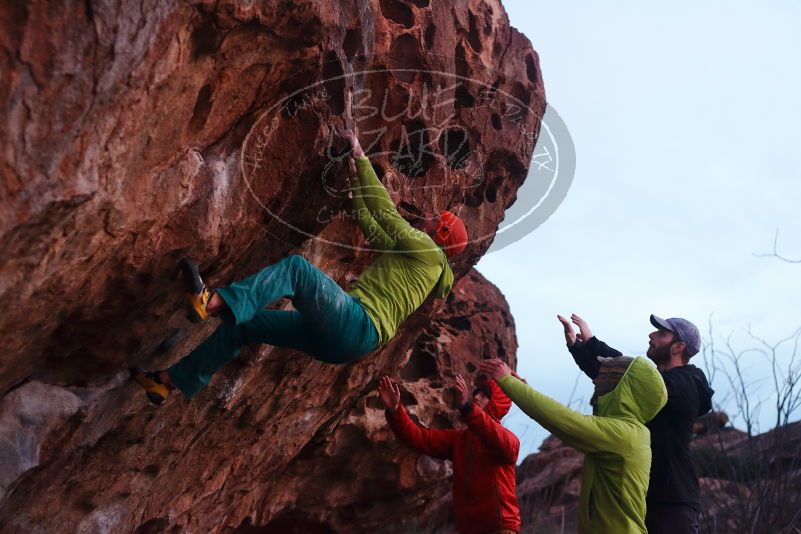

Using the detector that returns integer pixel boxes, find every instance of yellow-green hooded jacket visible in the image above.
[498,357,667,533]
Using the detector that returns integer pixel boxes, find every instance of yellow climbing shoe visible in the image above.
[179,258,211,323]
[188,286,211,323]
[133,370,171,405]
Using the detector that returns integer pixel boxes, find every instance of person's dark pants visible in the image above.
[646,502,700,534]
[167,255,379,398]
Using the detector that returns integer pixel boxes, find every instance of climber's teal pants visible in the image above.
[167,255,379,398]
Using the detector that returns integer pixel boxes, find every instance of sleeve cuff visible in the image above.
[568,340,584,354]
[385,403,402,418]
[497,374,518,390]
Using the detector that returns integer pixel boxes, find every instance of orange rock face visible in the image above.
[0,0,542,532]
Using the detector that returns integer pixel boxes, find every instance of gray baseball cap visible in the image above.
[650,314,701,357]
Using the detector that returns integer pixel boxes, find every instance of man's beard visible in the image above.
[647,344,672,365]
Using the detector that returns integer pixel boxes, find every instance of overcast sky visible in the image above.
[477,0,801,458]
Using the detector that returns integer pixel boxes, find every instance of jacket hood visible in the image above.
[681,364,715,416]
[483,379,512,420]
[598,356,667,423]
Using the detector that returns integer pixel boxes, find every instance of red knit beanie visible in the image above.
[435,211,468,257]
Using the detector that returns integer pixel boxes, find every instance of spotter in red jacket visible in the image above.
[386,379,520,534]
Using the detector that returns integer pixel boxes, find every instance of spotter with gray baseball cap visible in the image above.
[557,312,714,533]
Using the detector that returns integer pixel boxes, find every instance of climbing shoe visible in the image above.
[179,258,211,323]
[132,369,172,405]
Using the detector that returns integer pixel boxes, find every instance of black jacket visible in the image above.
[568,336,714,508]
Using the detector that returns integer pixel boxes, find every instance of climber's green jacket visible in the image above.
[347,156,453,348]
[497,357,668,534]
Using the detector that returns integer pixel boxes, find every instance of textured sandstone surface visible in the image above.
[515,435,584,532]
[0,0,543,532]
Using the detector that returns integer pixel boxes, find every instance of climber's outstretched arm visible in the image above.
[353,157,415,240]
[341,130,438,260]
[350,167,396,250]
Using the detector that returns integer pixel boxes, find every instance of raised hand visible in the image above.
[455,374,469,407]
[348,156,357,176]
[571,313,593,343]
[558,314,577,346]
[477,359,512,381]
[340,129,364,158]
[378,376,401,411]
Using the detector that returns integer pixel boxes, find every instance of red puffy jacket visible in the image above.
[386,380,520,534]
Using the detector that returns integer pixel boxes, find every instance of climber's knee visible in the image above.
[284,254,312,280]
[285,254,310,269]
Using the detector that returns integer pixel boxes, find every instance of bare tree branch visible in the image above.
[697,324,801,533]
[753,228,801,263]
[566,370,583,410]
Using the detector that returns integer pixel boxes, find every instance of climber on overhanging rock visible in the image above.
[479,355,668,534]
[134,129,469,405]
[378,375,521,534]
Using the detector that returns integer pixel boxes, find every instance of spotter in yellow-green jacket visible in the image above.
[479,356,667,534]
